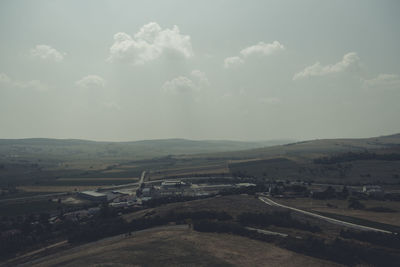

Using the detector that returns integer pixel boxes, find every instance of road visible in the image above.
[259,196,393,234]
[139,170,146,187]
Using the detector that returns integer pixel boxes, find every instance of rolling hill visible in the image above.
[0,138,293,163]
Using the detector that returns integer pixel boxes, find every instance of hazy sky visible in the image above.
[1,0,399,141]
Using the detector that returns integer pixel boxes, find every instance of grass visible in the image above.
[123,195,277,222]
[20,228,342,267]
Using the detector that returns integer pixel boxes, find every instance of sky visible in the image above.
[0,0,399,142]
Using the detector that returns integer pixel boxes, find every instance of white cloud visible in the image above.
[224,41,284,68]
[293,52,360,80]
[362,74,400,90]
[224,56,244,68]
[76,75,106,89]
[162,70,210,95]
[191,70,209,86]
[30,45,65,62]
[0,72,48,91]
[14,80,48,91]
[240,41,285,57]
[108,22,193,65]
[162,76,197,94]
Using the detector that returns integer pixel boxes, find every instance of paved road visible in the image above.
[259,196,393,234]
[139,171,146,186]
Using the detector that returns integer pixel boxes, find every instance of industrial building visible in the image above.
[78,191,107,202]
[161,180,188,189]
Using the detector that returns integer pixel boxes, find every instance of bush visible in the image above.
[348,197,365,209]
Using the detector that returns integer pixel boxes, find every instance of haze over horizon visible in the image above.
[1,0,400,142]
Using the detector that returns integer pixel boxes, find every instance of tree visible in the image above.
[348,197,365,209]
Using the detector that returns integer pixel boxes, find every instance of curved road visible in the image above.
[259,196,393,234]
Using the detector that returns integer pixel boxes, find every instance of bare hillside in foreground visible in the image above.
[15,227,342,267]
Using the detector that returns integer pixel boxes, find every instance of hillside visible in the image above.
[0,138,292,163]
[225,134,400,184]
[1,133,399,187]
[196,133,400,161]
[12,227,342,267]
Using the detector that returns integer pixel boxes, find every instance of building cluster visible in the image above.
[140,180,254,200]
[77,180,256,206]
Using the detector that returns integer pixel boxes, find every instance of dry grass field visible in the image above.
[22,227,342,267]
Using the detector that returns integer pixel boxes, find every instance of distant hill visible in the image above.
[199,133,400,160]
[0,138,293,162]
[212,133,400,184]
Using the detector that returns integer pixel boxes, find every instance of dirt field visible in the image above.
[22,227,342,267]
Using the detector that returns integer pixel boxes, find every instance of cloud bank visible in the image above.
[0,72,48,91]
[76,75,106,89]
[30,45,65,62]
[108,22,193,65]
[224,56,244,68]
[162,70,209,94]
[293,52,360,80]
[240,41,285,57]
[224,41,284,68]
[363,74,400,90]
